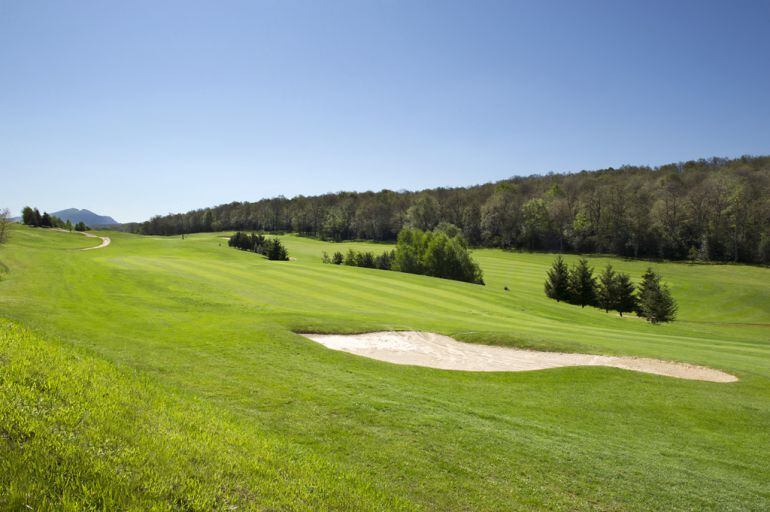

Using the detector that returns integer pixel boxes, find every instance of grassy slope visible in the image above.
[1,224,769,510]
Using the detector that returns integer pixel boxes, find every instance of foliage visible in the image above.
[568,259,597,308]
[544,256,570,302]
[545,259,644,318]
[20,206,66,229]
[395,227,484,284]
[637,268,678,323]
[128,156,770,263]
[324,226,482,284]
[326,248,395,270]
[614,273,638,317]
[228,231,289,260]
[0,208,9,244]
[596,264,618,313]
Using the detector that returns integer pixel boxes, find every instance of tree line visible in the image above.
[544,257,677,323]
[227,232,289,261]
[323,224,484,284]
[21,206,89,231]
[323,249,396,270]
[126,156,770,264]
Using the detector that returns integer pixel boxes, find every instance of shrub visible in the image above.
[544,256,570,302]
[568,259,597,308]
[637,268,677,323]
[228,232,288,261]
[395,227,483,284]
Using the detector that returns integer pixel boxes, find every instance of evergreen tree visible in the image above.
[614,272,637,317]
[344,249,357,266]
[21,206,36,226]
[596,264,618,313]
[637,268,677,323]
[65,220,73,231]
[544,256,570,302]
[332,251,344,265]
[266,238,288,261]
[375,250,395,270]
[41,212,52,227]
[568,258,597,308]
[357,252,376,268]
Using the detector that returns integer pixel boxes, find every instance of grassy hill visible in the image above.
[1,224,769,510]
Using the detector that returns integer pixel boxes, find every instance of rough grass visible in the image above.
[1,224,769,510]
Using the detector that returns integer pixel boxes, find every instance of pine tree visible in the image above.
[596,264,618,313]
[614,272,637,317]
[266,239,288,261]
[544,256,570,302]
[637,268,677,323]
[332,251,344,265]
[568,258,597,308]
[21,206,35,226]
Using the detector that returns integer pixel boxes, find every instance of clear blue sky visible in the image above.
[2,0,769,222]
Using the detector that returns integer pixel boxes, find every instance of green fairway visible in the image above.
[1,224,769,510]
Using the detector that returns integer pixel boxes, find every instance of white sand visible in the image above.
[302,331,737,383]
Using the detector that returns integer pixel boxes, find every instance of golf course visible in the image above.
[1,224,768,510]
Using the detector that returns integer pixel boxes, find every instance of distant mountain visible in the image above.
[51,208,119,226]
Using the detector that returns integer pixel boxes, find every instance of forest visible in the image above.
[128,156,770,263]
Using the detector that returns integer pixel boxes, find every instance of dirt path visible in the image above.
[80,231,111,250]
[302,331,737,382]
[73,231,111,250]
[52,228,111,250]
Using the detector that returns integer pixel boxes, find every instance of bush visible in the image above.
[637,268,677,323]
[333,248,393,269]
[544,256,570,302]
[395,227,483,284]
[567,258,597,308]
[228,232,288,261]
[325,227,483,285]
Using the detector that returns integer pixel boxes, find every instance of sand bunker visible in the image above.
[301,331,737,383]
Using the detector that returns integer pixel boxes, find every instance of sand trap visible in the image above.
[301,331,737,383]
[80,232,111,250]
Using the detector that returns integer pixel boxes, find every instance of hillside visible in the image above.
[51,208,118,226]
[128,155,770,264]
[0,224,768,510]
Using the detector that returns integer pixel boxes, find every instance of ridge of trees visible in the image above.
[544,257,677,323]
[21,206,90,231]
[227,232,289,261]
[323,225,484,284]
[127,156,770,264]
[323,249,396,270]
